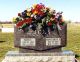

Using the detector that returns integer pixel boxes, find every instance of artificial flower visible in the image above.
[13,3,65,36]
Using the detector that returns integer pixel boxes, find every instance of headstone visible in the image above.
[2,23,75,62]
[14,23,67,52]
[2,3,76,62]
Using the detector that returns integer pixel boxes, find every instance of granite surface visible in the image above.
[2,51,75,62]
[14,23,67,51]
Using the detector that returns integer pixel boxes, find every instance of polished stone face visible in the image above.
[14,23,67,51]
[46,38,61,46]
[20,38,61,47]
[21,38,36,46]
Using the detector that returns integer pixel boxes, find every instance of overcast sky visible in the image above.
[0,0,80,22]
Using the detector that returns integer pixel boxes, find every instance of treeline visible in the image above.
[0,21,12,24]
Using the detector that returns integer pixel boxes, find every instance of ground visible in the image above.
[0,23,80,61]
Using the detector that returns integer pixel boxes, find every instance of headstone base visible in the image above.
[2,51,75,62]
[19,48,62,53]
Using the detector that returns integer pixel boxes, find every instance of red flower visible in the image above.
[38,11,44,16]
[26,18,32,24]
[16,18,32,27]
[16,21,24,27]
[18,13,21,17]
[31,4,45,15]
[47,22,52,26]
[35,4,45,10]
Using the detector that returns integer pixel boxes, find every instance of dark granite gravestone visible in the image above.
[2,22,76,62]
[14,23,67,53]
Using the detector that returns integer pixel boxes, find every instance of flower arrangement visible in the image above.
[13,3,65,36]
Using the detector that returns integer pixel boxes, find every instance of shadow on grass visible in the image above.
[0,41,6,43]
[75,54,80,58]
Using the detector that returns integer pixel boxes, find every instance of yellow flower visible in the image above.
[33,4,37,8]
[12,17,16,23]
[27,12,31,16]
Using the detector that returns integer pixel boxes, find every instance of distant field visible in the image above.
[0,24,14,28]
[0,23,80,61]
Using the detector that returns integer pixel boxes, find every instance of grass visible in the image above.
[0,23,80,61]
[64,23,80,54]
[0,33,18,61]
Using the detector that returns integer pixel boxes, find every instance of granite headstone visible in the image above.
[14,23,67,52]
